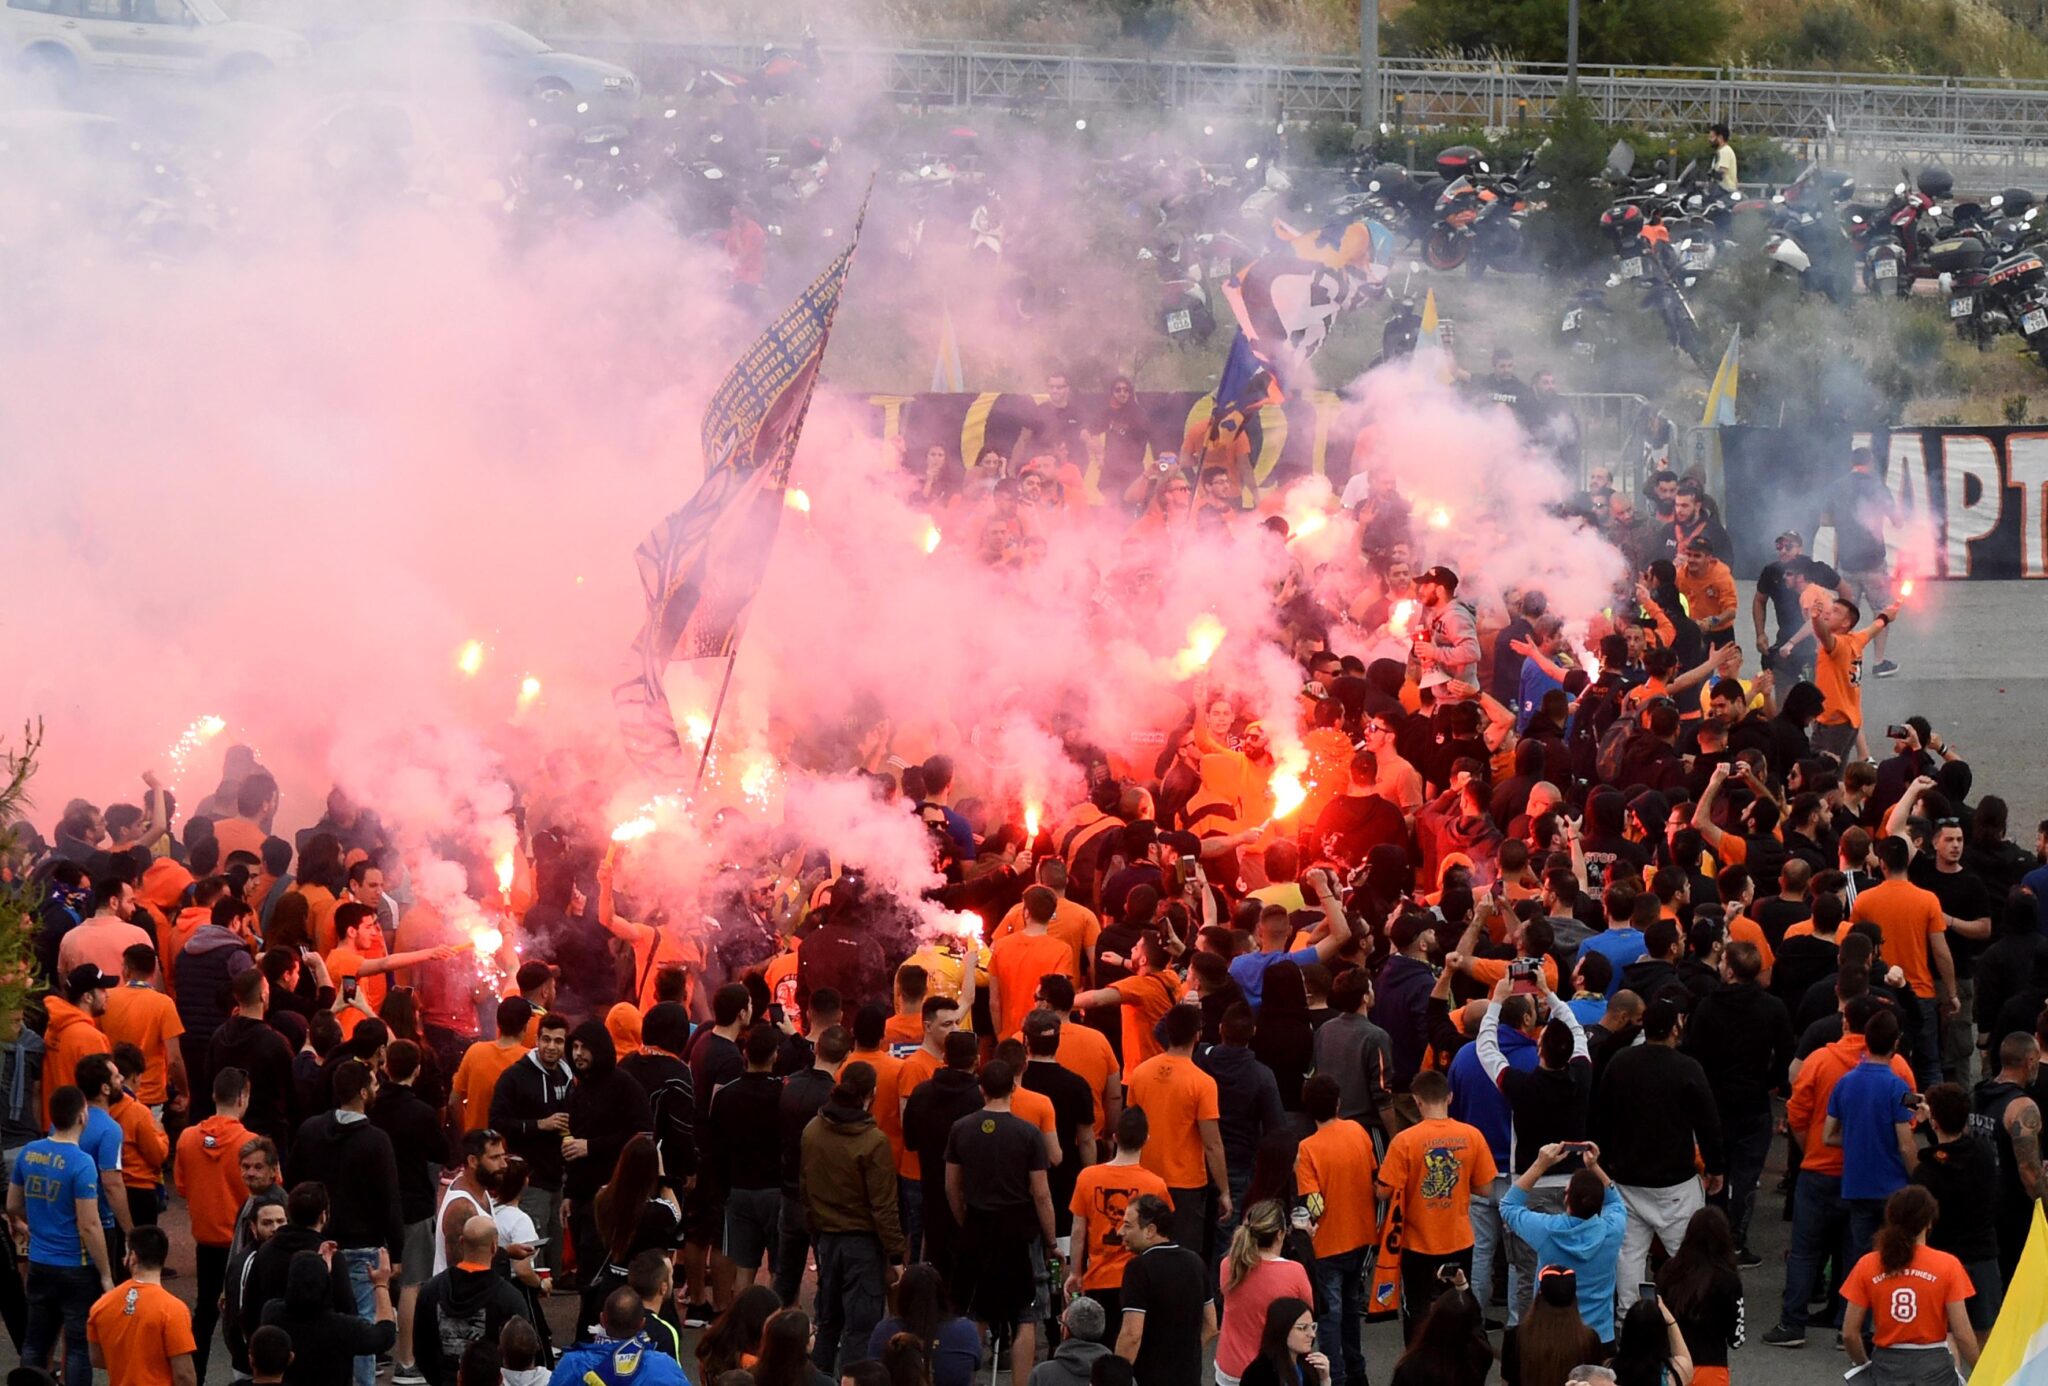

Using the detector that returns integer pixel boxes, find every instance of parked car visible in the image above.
[0,0,308,85]
[318,19,638,108]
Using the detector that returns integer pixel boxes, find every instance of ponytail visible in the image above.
[1876,1186,1938,1273]
[1224,1200,1286,1293]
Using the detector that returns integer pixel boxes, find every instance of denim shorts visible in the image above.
[725,1187,782,1272]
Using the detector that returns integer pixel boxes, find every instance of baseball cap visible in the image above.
[1418,565,1459,594]
[515,961,559,993]
[1775,530,1802,544]
[66,964,117,1001]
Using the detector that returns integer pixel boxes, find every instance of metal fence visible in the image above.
[559,35,2048,148]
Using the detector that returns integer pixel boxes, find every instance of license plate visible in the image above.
[1873,258,1899,279]
[2025,308,2047,335]
[1571,341,1597,357]
[1950,296,1975,317]
[1682,251,1708,270]
[1562,308,1583,332]
[1619,256,1644,278]
[1165,309,1192,333]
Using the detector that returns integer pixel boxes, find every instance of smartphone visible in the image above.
[1180,854,1198,874]
[1509,959,1540,995]
[1885,724,1910,740]
[1639,1283,1658,1307]
[341,975,358,1002]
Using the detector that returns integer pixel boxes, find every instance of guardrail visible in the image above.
[552,34,2048,151]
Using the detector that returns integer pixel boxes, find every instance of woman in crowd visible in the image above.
[1389,1280,1494,1386]
[1216,1201,1316,1386]
[1841,1185,1980,1384]
[698,1285,782,1381]
[1238,1297,1328,1386]
[867,1263,982,1386]
[1656,1207,1743,1386]
[1250,961,1315,1110]
[581,1132,683,1333]
[1611,1297,1697,1386]
[754,1307,835,1386]
[1502,1267,1604,1386]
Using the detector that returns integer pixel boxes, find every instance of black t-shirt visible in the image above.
[1099,865,1164,929]
[1121,1241,1209,1386]
[1022,1060,1096,1230]
[945,1107,1047,1214]
[1093,920,1154,989]
[688,1031,744,1109]
[1580,834,1649,890]
[1753,897,1812,949]
[1911,859,1995,974]
[1756,559,1842,642]
[1310,793,1407,871]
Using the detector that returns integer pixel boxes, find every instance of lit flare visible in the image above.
[471,925,503,954]
[493,851,514,898]
[611,816,657,843]
[1172,614,1227,678]
[456,640,485,676]
[518,675,542,704]
[785,488,811,513]
[1024,803,1041,838]
[1389,599,1417,637]
[1900,577,1916,597]
[923,523,942,554]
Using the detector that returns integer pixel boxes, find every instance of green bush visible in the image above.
[1524,93,1612,272]
[1388,0,1732,66]
[1303,119,1360,164]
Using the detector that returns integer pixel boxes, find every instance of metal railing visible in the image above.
[555,34,2048,149]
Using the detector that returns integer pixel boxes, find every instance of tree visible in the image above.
[0,722,43,1041]
[1525,93,1611,273]
[1390,0,1732,67]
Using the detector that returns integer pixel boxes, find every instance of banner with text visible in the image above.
[1858,427,2048,579]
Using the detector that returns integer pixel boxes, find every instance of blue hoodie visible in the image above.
[1501,1183,1628,1339]
[1447,1023,1538,1165]
[547,1334,691,1386]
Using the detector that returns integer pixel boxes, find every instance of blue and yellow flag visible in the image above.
[1973,1204,2048,1384]
[1701,325,1740,427]
[614,193,869,781]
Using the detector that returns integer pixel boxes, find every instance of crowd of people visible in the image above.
[4,427,2039,1386]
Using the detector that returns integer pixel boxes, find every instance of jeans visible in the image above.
[812,1232,887,1373]
[772,1194,812,1307]
[516,1182,564,1279]
[1847,1198,1888,1261]
[1912,998,1945,1089]
[1716,1110,1774,1251]
[1964,1255,2006,1332]
[898,1176,924,1264]
[1469,1175,1509,1312]
[1313,1246,1368,1386]
[343,1247,381,1386]
[1780,1170,1850,1331]
[24,1261,98,1384]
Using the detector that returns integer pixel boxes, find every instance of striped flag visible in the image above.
[1972,1204,2048,1384]
[1701,325,1740,426]
[613,192,869,781]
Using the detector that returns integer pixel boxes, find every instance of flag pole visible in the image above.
[691,652,740,795]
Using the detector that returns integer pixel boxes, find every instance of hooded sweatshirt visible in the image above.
[1578,788,1649,889]
[258,1250,397,1386]
[208,1012,297,1144]
[39,995,109,1129]
[1028,1336,1113,1386]
[564,1021,653,1202]
[175,1112,255,1245]
[243,1222,354,1331]
[797,1099,906,1258]
[286,1110,404,1256]
[174,924,257,1090]
[547,1334,690,1386]
[1447,1021,1538,1166]
[414,1262,530,1386]
[1500,1183,1629,1339]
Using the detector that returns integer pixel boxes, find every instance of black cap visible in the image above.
[1418,564,1459,594]
[66,964,117,1001]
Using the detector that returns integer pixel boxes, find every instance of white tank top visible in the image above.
[432,1183,492,1276]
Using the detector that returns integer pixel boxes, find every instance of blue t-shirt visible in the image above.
[1515,657,1566,734]
[8,1137,99,1267]
[74,1106,124,1230]
[1567,996,1608,1029]
[1827,1059,1913,1200]
[1228,945,1322,1011]
[1576,928,1648,997]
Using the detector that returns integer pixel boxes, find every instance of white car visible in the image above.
[2,0,308,85]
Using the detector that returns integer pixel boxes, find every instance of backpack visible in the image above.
[1568,682,1622,786]
[1595,719,1633,787]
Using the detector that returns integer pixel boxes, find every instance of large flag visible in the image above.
[1973,1204,2048,1383]
[930,303,965,392]
[1701,325,1741,426]
[613,197,869,781]
[1220,214,1394,371]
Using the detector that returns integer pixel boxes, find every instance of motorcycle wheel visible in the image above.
[1424,229,1468,271]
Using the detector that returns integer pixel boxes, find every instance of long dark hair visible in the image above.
[1254,1296,1312,1386]
[298,834,347,896]
[1877,1185,1939,1274]
[1611,1300,1674,1386]
[881,1331,932,1386]
[266,890,312,952]
[1243,1127,1303,1210]
[378,986,422,1041]
[753,1308,816,1386]
[1657,1205,1737,1322]
[1396,1287,1494,1384]
[1513,1291,1596,1386]
[695,1285,780,1380]
[890,1262,953,1348]
[593,1133,662,1263]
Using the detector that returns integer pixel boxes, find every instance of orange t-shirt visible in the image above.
[210,817,266,869]
[1677,559,1736,625]
[883,1013,925,1053]
[327,942,384,1040]
[1815,627,1874,728]
[895,1046,945,1179]
[1111,972,1182,1074]
[298,886,342,956]
[1852,879,1948,1000]
[1056,1019,1120,1136]
[1841,1245,1973,1347]
[1377,1117,1497,1256]
[88,1279,197,1385]
[993,898,1102,979]
[100,984,185,1106]
[1727,914,1776,970]
[1069,1161,1172,1292]
[988,932,1078,1039]
[1296,1119,1381,1257]
[451,1040,529,1134]
[1011,1086,1058,1160]
[1124,1052,1219,1190]
[1786,1035,1915,1176]
[110,1096,171,1192]
[844,1048,906,1163]
[1783,920,1816,940]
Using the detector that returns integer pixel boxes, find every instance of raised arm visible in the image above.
[1692,763,1732,852]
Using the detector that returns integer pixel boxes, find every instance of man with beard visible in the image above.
[1090,374,1156,500]
[562,1022,653,1290]
[224,1197,289,1382]
[243,1183,357,1348]
[490,1013,573,1283]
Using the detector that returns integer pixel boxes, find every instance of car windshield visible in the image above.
[480,22,550,56]
[186,0,228,22]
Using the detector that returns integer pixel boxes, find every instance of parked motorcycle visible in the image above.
[1760,164,1858,300]
[1598,201,1703,359]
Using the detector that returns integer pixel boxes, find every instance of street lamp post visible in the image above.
[1566,0,1581,91]
[1360,0,1379,131]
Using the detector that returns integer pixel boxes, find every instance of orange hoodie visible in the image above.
[163,906,210,988]
[175,1114,254,1245]
[606,1003,643,1058]
[40,996,110,1129]
[111,1094,171,1192]
[1786,1033,1915,1177]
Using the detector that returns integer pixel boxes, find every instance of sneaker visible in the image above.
[1873,659,1899,678]
[683,1301,715,1328]
[1737,1246,1763,1269]
[393,1365,427,1386]
[1762,1325,1807,1349]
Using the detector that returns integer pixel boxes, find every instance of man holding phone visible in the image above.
[327,904,464,1042]
[1501,1142,1627,1341]
[1225,869,1357,1011]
